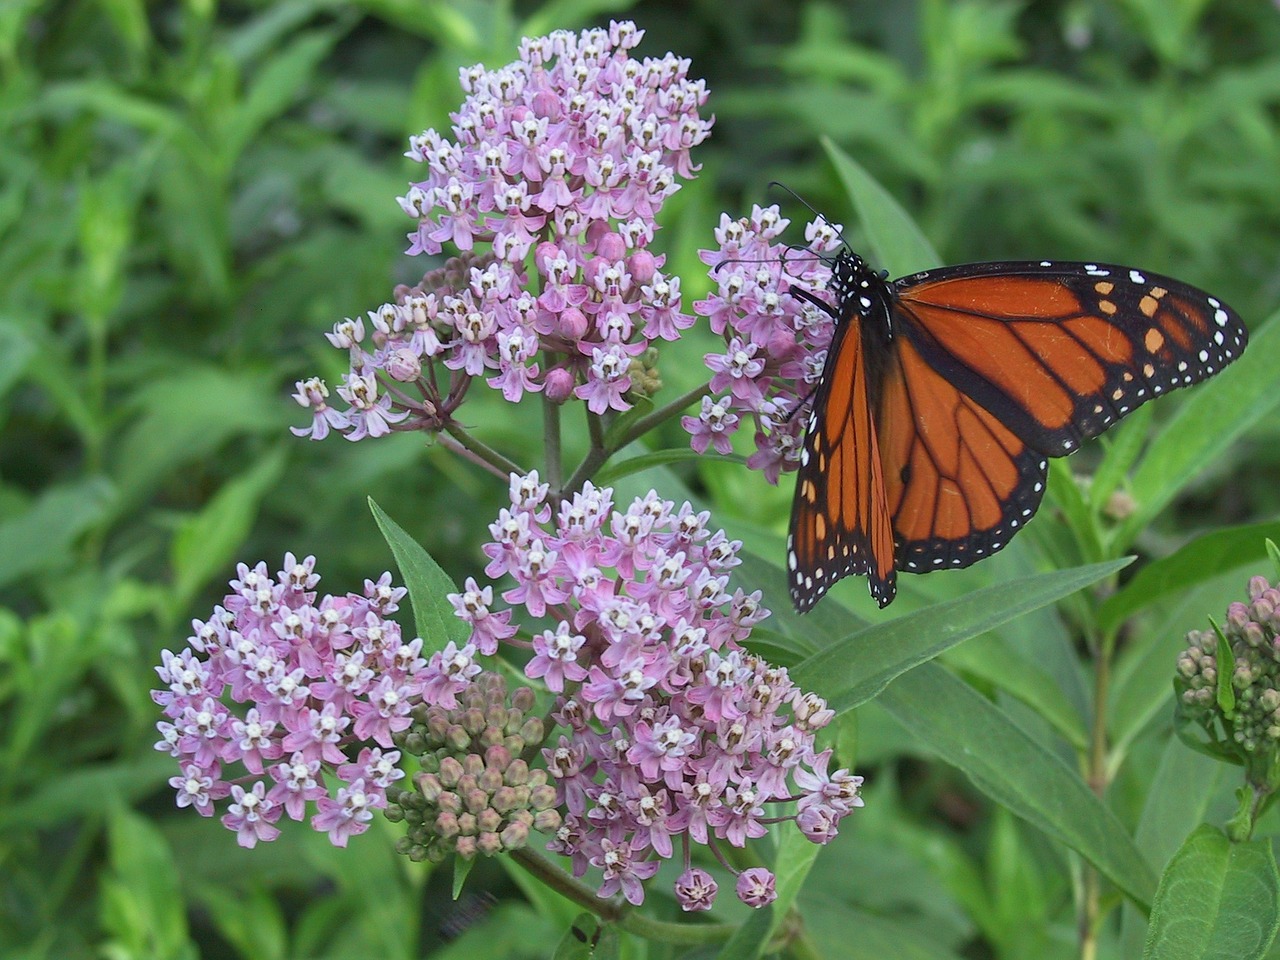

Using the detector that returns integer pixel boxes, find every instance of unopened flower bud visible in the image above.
[457,812,477,836]
[416,772,443,803]
[491,786,520,814]
[511,686,536,713]
[478,831,503,856]
[559,306,589,340]
[500,820,529,849]
[529,783,557,809]
[455,835,477,859]
[386,348,422,382]
[596,232,626,262]
[464,787,489,814]
[479,766,503,793]
[627,250,656,286]
[543,367,575,403]
[504,758,529,786]
[520,717,544,743]
[438,756,463,788]
[477,808,502,833]
[434,810,459,838]
[533,808,562,832]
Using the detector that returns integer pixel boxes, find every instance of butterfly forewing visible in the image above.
[787,314,896,612]
[893,261,1248,456]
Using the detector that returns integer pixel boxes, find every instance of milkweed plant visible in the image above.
[151,18,1278,954]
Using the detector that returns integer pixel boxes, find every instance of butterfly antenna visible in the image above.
[766,181,851,250]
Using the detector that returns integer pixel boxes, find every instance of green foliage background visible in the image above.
[2,0,1279,957]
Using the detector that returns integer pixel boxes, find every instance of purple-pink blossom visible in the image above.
[152,554,467,847]
[687,206,846,479]
[443,472,864,906]
[292,21,711,444]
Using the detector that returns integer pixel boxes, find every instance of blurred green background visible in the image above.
[3,0,1279,957]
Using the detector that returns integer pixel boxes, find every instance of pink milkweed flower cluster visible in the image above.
[291,20,712,442]
[683,206,846,482]
[152,554,480,848]
[451,473,864,908]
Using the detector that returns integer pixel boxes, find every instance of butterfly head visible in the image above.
[828,250,894,331]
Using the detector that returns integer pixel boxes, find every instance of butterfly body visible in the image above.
[786,253,1248,612]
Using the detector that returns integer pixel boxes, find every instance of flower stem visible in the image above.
[544,390,564,496]
[442,420,527,480]
[563,410,611,495]
[509,847,735,945]
[610,381,711,451]
[1080,626,1116,960]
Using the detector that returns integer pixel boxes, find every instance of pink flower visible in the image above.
[293,20,711,444]
[451,473,863,906]
[153,557,454,846]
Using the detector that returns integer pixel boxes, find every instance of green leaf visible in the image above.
[1143,825,1280,960]
[0,477,115,588]
[1121,311,1280,545]
[0,317,37,400]
[1099,521,1280,633]
[716,906,774,960]
[822,136,940,275]
[551,915,600,960]
[942,634,1089,750]
[766,828,822,944]
[368,498,470,651]
[790,559,1130,713]
[100,809,192,960]
[1212,621,1236,716]
[195,886,287,960]
[170,447,288,610]
[594,449,744,486]
[452,856,474,900]
[880,662,1158,909]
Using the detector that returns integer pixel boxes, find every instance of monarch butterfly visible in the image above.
[786,251,1248,612]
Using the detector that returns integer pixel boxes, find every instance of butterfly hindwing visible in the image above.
[877,335,1050,574]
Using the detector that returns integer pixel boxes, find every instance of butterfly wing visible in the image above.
[892,261,1248,456]
[876,334,1050,575]
[787,316,897,612]
[876,259,1246,575]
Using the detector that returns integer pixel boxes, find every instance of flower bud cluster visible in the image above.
[388,672,562,862]
[684,206,844,481]
[292,20,711,443]
[153,555,480,847]
[1178,575,1280,754]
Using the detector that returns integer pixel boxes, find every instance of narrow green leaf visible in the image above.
[170,448,288,609]
[0,317,36,399]
[551,915,599,960]
[1099,521,1280,632]
[1212,622,1236,715]
[226,30,340,162]
[1143,825,1280,960]
[0,477,115,588]
[452,856,474,900]
[942,634,1089,750]
[1089,405,1153,511]
[822,136,940,275]
[368,498,470,651]
[791,559,1130,713]
[766,829,822,943]
[196,886,287,960]
[1269,538,1280,580]
[716,907,774,960]
[1122,312,1280,544]
[101,809,191,957]
[880,662,1158,909]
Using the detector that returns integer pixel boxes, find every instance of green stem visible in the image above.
[544,389,563,496]
[509,848,735,946]
[1080,625,1116,960]
[610,381,712,451]
[563,410,610,495]
[442,420,527,480]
